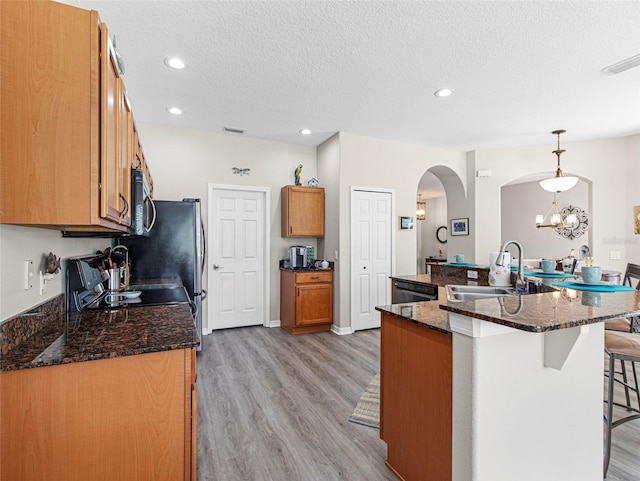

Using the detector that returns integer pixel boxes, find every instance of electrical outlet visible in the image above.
[467,270,478,279]
[334,250,339,260]
[610,251,621,260]
[24,259,35,290]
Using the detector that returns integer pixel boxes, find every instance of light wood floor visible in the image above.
[196,326,639,481]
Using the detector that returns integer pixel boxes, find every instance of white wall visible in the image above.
[474,135,639,272]
[336,132,467,328]
[0,225,105,321]
[501,180,590,261]
[136,122,317,328]
[625,134,640,264]
[317,134,341,323]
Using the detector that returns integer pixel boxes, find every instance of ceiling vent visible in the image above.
[601,53,640,75]
[223,126,246,134]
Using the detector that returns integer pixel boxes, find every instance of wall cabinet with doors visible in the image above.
[281,186,325,237]
[0,1,150,232]
[0,348,197,481]
[280,269,333,334]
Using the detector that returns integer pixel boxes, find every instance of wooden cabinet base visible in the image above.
[380,312,452,481]
[0,349,195,481]
[280,322,332,335]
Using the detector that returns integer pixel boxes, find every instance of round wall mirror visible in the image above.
[436,225,447,243]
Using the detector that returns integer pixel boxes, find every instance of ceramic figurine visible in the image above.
[307,177,319,187]
[46,252,61,275]
[294,164,302,185]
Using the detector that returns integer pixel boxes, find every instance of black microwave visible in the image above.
[130,168,156,236]
[62,168,156,238]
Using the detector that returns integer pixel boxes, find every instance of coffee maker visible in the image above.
[289,246,309,269]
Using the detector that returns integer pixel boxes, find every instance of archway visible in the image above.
[501,173,592,263]
[416,166,467,273]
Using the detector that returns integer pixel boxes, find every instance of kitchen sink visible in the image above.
[128,282,181,290]
[446,285,517,301]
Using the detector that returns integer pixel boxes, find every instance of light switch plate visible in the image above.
[610,251,621,260]
[467,270,478,279]
[24,259,34,290]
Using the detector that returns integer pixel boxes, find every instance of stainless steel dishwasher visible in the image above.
[392,280,438,303]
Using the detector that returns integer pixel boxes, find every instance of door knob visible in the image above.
[213,264,224,271]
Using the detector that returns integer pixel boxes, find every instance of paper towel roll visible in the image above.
[489,252,512,286]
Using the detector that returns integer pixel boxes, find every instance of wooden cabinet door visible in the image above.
[117,90,132,226]
[100,24,122,223]
[282,186,325,237]
[0,350,189,481]
[296,283,333,325]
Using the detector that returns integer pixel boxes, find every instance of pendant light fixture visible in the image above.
[539,130,579,193]
[416,194,426,221]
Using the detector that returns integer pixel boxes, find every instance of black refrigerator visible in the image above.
[119,199,205,351]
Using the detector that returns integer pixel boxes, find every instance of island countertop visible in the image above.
[1,294,199,372]
[378,285,640,334]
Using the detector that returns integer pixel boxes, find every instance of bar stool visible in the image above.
[603,330,640,477]
[604,263,640,333]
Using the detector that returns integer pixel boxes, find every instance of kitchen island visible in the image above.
[377,285,640,481]
[0,294,199,481]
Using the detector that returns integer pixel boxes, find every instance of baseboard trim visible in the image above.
[266,319,281,328]
[331,324,353,335]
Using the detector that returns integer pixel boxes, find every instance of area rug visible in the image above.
[348,373,380,428]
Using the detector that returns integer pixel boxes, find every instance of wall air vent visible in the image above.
[601,53,640,75]
[223,126,246,134]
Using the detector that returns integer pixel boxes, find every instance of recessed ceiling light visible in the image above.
[299,129,312,135]
[164,57,185,69]
[434,88,453,98]
[166,107,182,115]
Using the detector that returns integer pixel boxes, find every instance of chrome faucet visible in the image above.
[497,240,525,290]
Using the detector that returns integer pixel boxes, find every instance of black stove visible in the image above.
[98,287,191,309]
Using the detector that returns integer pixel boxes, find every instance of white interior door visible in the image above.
[351,188,393,331]
[208,185,268,330]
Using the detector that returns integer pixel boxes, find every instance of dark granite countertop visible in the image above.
[381,275,640,333]
[440,289,640,332]
[376,286,452,335]
[1,295,199,372]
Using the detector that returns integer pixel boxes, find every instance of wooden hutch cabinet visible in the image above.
[0,1,149,232]
[280,269,333,334]
[281,186,325,237]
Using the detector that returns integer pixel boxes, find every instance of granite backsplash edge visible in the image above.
[0,295,65,358]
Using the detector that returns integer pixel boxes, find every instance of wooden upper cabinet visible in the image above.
[281,186,325,237]
[0,1,143,232]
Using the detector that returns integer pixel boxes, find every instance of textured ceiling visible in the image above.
[67,0,640,154]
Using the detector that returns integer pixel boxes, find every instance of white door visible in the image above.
[208,185,268,330]
[351,188,393,331]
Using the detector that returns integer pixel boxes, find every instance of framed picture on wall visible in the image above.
[400,216,414,230]
[635,206,640,235]
[450,217,469,236]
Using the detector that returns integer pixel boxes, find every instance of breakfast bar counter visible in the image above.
[376,289,640,481]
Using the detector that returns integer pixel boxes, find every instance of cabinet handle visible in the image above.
[311,276,320,280]
[119,194,129,217]
[290,226,292,234]
[297,288,300,297]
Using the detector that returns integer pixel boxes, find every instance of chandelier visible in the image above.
[535,192,578,229]
[539,130,579,193]
[416,194,426,221]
